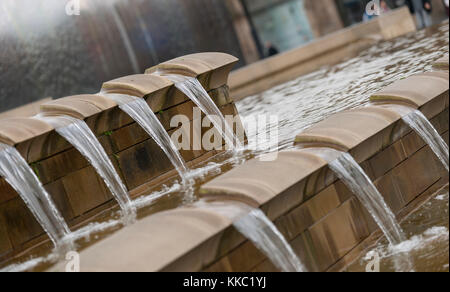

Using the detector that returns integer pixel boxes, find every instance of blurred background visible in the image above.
[0,0,448,113]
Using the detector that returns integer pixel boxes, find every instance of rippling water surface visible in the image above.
[2,22,448,272]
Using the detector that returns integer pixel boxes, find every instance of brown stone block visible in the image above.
[0,197,45,247]
[273,196,313,241]
[34,148,88,185]
[61,166,112,217]
[0,178,17,205]
[380,146,442,207]
[88,107,134,137]
[370,72,449,108]
[0,211,13,256]
[109,122,150,153]
[27,131,71,164]
[369,139,408,179]
[44,180,75,222]
[116,139,174,190]
[308,198,370,270]
[251,260,279,272]
[290,231,321,272]
[204,241,265,272]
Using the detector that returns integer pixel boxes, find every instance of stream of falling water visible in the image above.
[234,208,306,272]
[102,93,189,181]
[403,110,449,172]
[0,143,71,246]
[156,74,242,152]
[306,148,413,271]
[198,201,305,272]
[37,115,136,223]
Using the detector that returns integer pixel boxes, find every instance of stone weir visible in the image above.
[0,53,246,263]
[55,55,449,272]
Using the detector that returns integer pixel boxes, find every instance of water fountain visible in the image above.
[403,110,449,172]
[197,201,305,272]
[304,148,413,271]
[100,93,189,180]
[0,143,71,246]
[36,115,136,223]
[155,73,242,152]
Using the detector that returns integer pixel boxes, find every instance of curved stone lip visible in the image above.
[200,150,329,207]
[145,53,239,90]
[145,52,239,77]
[370,71,449,108]
[294,106,403,151]
[0,117,54,146]
[101,74,173,98]
[39,94,118,120]
[49,207,233,272]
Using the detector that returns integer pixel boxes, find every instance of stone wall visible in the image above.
[0,53,245,264]
[56,55,449,272]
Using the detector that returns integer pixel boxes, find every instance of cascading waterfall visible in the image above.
[234,208,306,272]
[198,201,305,272]
[37,115,136,222]
[403,110,449,172]
[328,151,406,245]
[306,148,413,271]
[101,93,189,181]
[0,143,71,246]
[155,73,242,151]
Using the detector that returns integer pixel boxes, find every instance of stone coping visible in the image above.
[0,117,54,146]
[229,7,416,100]
[51,207,233,272]
[145,52,239,90]
[0,98,52,120]
[199,150,328,207]
[40,94,117,120]
[370,71,449,108]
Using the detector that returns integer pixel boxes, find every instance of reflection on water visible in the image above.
[237,23,449,151]
[348,186,449,272]
[1,22,448,272]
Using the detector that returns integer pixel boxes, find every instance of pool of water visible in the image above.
[1,22,448,272]
[347,186,449,272]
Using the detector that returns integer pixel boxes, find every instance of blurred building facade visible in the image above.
[0,0,448,112]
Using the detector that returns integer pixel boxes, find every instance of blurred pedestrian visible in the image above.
[406,0,433,29]
[265,42,279,58]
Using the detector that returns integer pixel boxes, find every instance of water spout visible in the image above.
[0,143,71,246]
[198,201,305,272]
[306,148,413,271]
[37,115,136,223]
[403,110,449,172]
[101,94,189,180]
[156,74,242,152]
